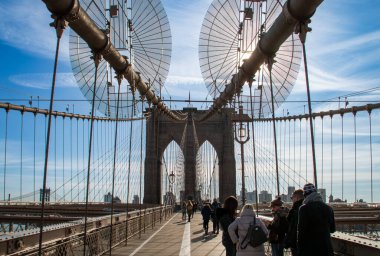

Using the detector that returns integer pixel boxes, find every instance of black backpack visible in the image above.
[241,216,268,249]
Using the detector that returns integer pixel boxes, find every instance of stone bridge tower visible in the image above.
[143,107,236,204]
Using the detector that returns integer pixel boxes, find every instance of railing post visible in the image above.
[160,206,162,223]
[144,209,146,233]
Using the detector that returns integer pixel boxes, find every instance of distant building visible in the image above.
[104,192,113,203]
[287,186,295,202]
[113,196,121,204]
[246,190,257,203]
[132,195,139,204]
[104,192,121,203]
[318,188,326,202]
[329,194,333,203]
[39,188,50,202]
[240,188,248,203]
[259,190,272,203]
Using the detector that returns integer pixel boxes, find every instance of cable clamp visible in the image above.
[50,16,68,39]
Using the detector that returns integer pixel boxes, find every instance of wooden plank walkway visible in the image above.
[113,212,226,256]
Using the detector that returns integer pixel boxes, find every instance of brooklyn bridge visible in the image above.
[0,0,379,255]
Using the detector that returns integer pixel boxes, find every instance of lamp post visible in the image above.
[168,172,175,205]
[232,105,251,206]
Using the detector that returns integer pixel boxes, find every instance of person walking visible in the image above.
[228,204,268,256]
[268,197,288,256]
[186,200,193,222]
[211,198,221,234]
[284,189,304,256]
[216,196,238,256]
[201,202,212,236]
[298,183,336,256]
[181,201,187,221]
[193,201,198,215]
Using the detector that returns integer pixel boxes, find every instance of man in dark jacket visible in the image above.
[201,202,212,236]
[211,198,221,234]
[298,183,336,256]
[268,197,288,256]
[285,189,304,256]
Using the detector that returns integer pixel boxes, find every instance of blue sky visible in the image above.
[1,0,379,114]
[0,0,379,202]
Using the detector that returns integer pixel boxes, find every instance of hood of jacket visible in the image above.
[239,207,255,218]
[303,191,323,204]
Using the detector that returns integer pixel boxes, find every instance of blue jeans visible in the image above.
[271,243,284,256]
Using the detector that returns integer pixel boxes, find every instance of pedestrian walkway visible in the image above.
[113,212,225,256]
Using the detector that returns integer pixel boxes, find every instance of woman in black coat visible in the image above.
[216,196,238,256]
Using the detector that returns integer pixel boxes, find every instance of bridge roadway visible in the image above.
[112,212,225,256]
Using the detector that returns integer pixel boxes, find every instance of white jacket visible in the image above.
[228,208,268,256]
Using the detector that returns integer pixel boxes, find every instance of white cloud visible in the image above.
[0,1,70,62]
[9,73,77,89]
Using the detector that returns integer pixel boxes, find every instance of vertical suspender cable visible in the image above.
[62,117,65,201]
[341,113,344,201]
[300,31,318,188]
[368,110,373,203]
[34,113,37,201]
[54,116,57,201]
[82,119,85,200]
[249,84,259,215]
[305,116,308,180]
[353,112,357,202]
[268,59,280,196]
[70,116,73,202]
[330,115,333,200]
[83,54,101,256]
[321,117,324,189]
[3,109,9,201]
[39,17,66,254]
[20,111,24,201]
[139,97,144,238]
[293,120,295,184]
[77,118,79,201]
[109,76,122,255]
[288,119,290,185]
[299,119,301,185]
[126,93,134,244]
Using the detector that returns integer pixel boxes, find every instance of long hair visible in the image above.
[223,196,238,216]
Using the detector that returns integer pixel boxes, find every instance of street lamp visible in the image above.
[168,172,175,205]
[232,105,252,205]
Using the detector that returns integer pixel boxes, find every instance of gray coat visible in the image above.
[228,208,268,256]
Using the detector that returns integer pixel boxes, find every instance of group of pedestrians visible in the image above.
[201,198,221,236]
[213,183,336,256]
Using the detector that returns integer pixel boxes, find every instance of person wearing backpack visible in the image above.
[186,200,193,222]
[228,204,268,256]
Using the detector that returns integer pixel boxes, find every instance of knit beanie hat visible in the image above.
[303,183,317,197]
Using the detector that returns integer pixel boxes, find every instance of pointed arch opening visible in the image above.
[161,140,184,204]
[196,140,219,202]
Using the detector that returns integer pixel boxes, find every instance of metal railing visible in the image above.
[1,205,173,255]
[259,215,380,256]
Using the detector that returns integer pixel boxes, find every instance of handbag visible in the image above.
[241,216,268,249]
